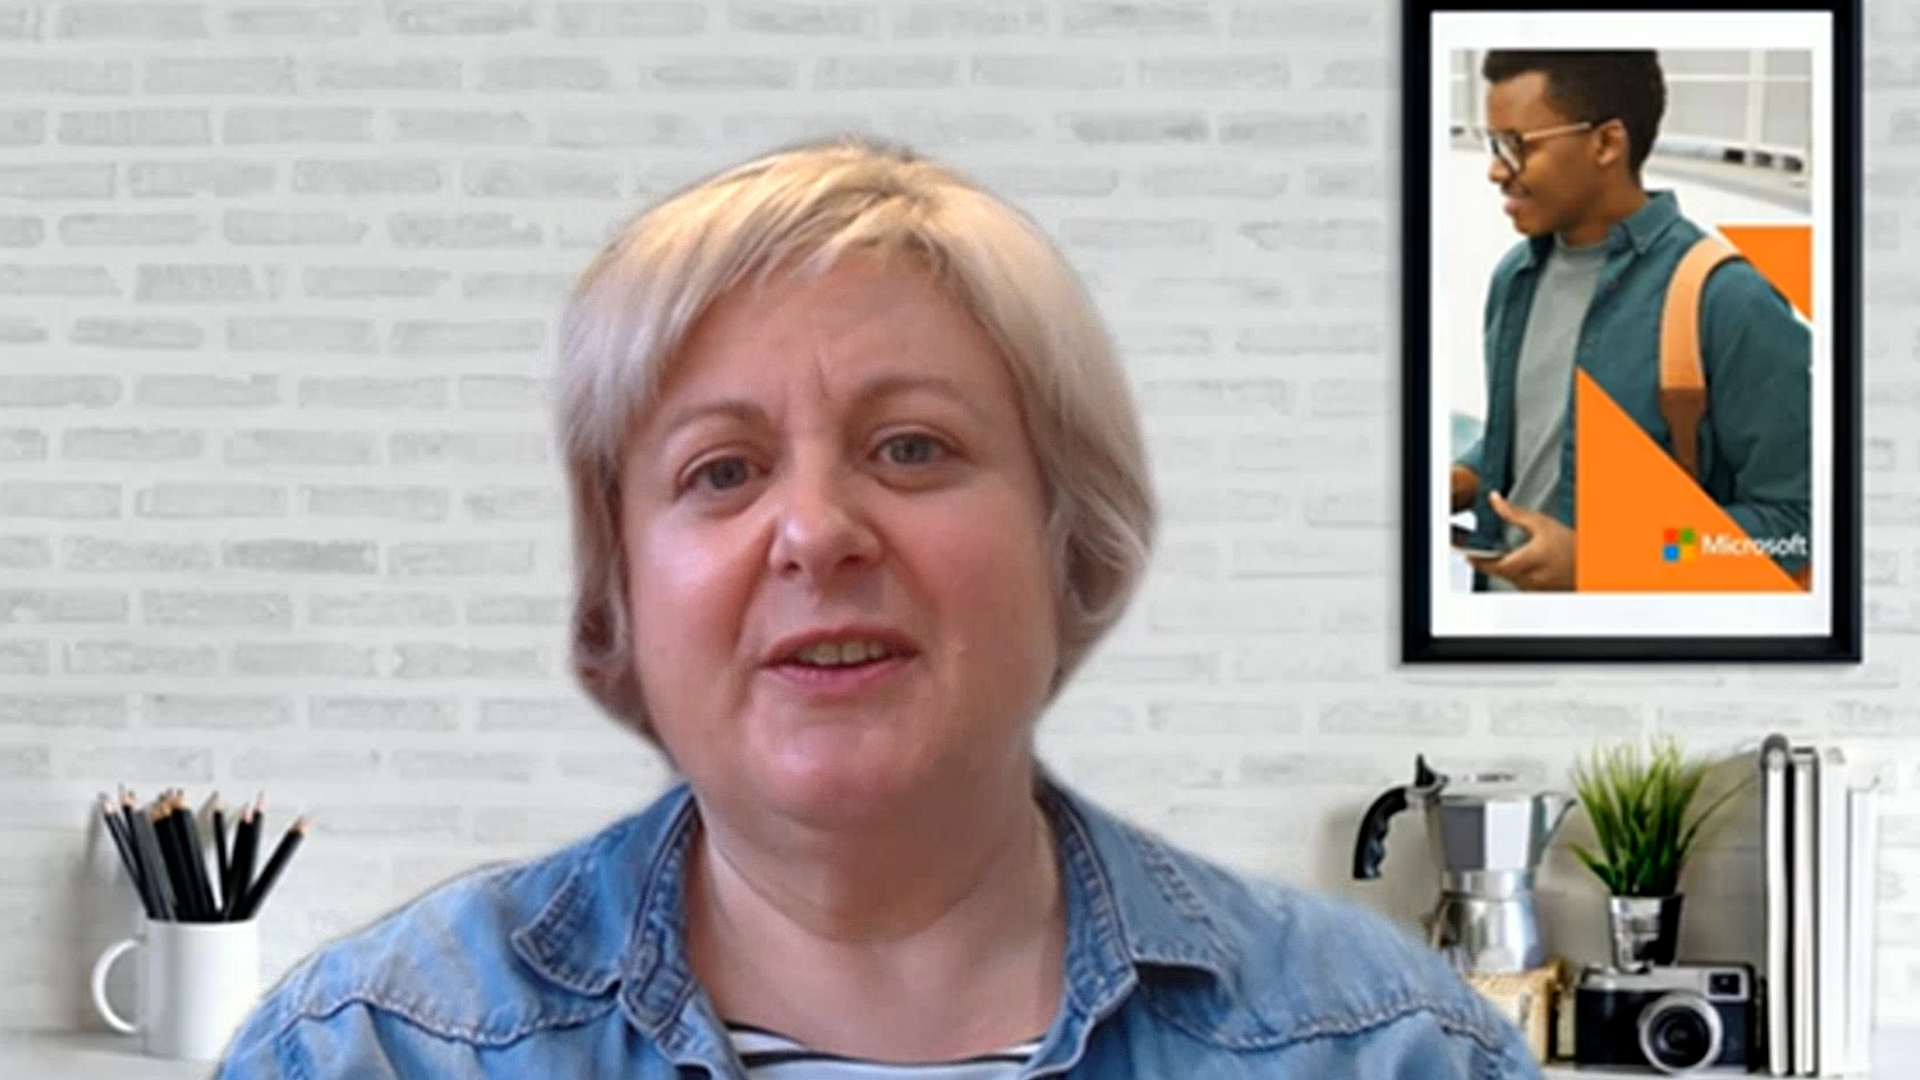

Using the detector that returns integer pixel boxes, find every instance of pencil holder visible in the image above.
[90,915,260,1061]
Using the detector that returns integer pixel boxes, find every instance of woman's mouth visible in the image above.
[764,639,917,698]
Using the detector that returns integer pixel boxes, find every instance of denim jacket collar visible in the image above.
[506,768,1243,1070]
[1517,187,1683,268]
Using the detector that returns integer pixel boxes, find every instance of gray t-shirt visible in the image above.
[1487,232,1608,592]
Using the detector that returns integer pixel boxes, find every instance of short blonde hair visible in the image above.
[555,134,1155,743]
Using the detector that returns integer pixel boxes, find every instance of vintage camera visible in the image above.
[1573,963,1756,1074]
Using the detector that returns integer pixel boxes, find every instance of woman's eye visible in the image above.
[879,433,944,465]
[689,457,754,492]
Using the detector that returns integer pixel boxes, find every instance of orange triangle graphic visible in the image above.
[1717,223,1811,321]
[1574,369,1804,592]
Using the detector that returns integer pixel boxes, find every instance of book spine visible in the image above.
[1816,749,1849,1074]
[1761,735,1793,1077]
[1791,747,1818,1077]
[1846,784,1878,1076]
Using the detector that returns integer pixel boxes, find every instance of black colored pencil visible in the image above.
[98,795,152,918]
[234,796,265,921]
[169,796,207,921]
[154,796,186,920]
[151,802,194,920]
[152,796,178,918]
[218,803,242,921]
[117,790,145,889]
[107,792,147,915]
[223,798,261,922]
[96,795,137,903]
[128,796,175,922]
[210,794,229,913]
[117,797,161,920]
[113,789,154,916]
[180,791,216,914]
[167,793,209,922]
[177,794,217,921]
[234,815,307,921]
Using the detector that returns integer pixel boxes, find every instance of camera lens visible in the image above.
[1638,993,1723,1075]
[1653,1012,1710,1063]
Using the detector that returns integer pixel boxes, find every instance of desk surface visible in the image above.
[5,1027,1916,1077]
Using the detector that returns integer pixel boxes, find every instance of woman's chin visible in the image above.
[749,740,932,827]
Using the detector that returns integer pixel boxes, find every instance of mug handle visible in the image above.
[90,937,140,1035]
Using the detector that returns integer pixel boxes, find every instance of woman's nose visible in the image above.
[766,458,881,582]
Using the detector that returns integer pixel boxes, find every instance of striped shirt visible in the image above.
[728,1023,1043,1079]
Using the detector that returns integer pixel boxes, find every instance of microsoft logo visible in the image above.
[1663,528,1811,562]
[1662,527,1698,563]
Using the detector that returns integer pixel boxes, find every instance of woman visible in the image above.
[216,137,1538,1079]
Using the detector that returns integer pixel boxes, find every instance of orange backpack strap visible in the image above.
[1659,237,1811,590]
[1659,236,1742,479]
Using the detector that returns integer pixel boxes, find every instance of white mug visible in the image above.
[91,917,261,1061]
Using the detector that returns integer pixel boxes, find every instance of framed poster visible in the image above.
[1400,0,1862,662]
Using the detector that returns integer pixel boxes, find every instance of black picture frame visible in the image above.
[1399,0,1863,663]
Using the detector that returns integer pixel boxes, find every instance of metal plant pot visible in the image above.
[1607,894,1684,972]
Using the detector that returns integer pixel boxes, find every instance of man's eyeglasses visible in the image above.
[1476,121,1597,173]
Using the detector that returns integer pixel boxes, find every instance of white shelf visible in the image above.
[0,1031,216,1079]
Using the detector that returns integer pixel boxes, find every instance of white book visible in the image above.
[1790,746,1818,1076]
[1760,734,1793,1077]
[1847,783,1879,1076]
[1816,748,1849,1074]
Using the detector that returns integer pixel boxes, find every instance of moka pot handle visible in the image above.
[1352,784,1410,880]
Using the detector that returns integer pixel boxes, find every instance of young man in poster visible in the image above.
[1449,50,1812,593]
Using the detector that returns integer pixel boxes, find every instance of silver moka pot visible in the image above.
[1352,755,1574,974]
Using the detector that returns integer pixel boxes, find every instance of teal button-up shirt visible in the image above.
[1455,189,1812,584]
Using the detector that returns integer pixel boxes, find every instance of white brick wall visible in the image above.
[0,0,1914,1038]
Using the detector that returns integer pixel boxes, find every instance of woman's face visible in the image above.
[619,252,1060,829]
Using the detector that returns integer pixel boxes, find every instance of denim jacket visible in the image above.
[214,772,1540,1079]
[1455,189,1812,586]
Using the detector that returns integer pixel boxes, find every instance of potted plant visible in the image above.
[1568,736,1747,972]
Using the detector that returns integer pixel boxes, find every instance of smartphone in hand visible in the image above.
[1450,524,1509,560]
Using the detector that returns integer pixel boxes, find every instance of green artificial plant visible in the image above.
[1568,735,1748,898]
